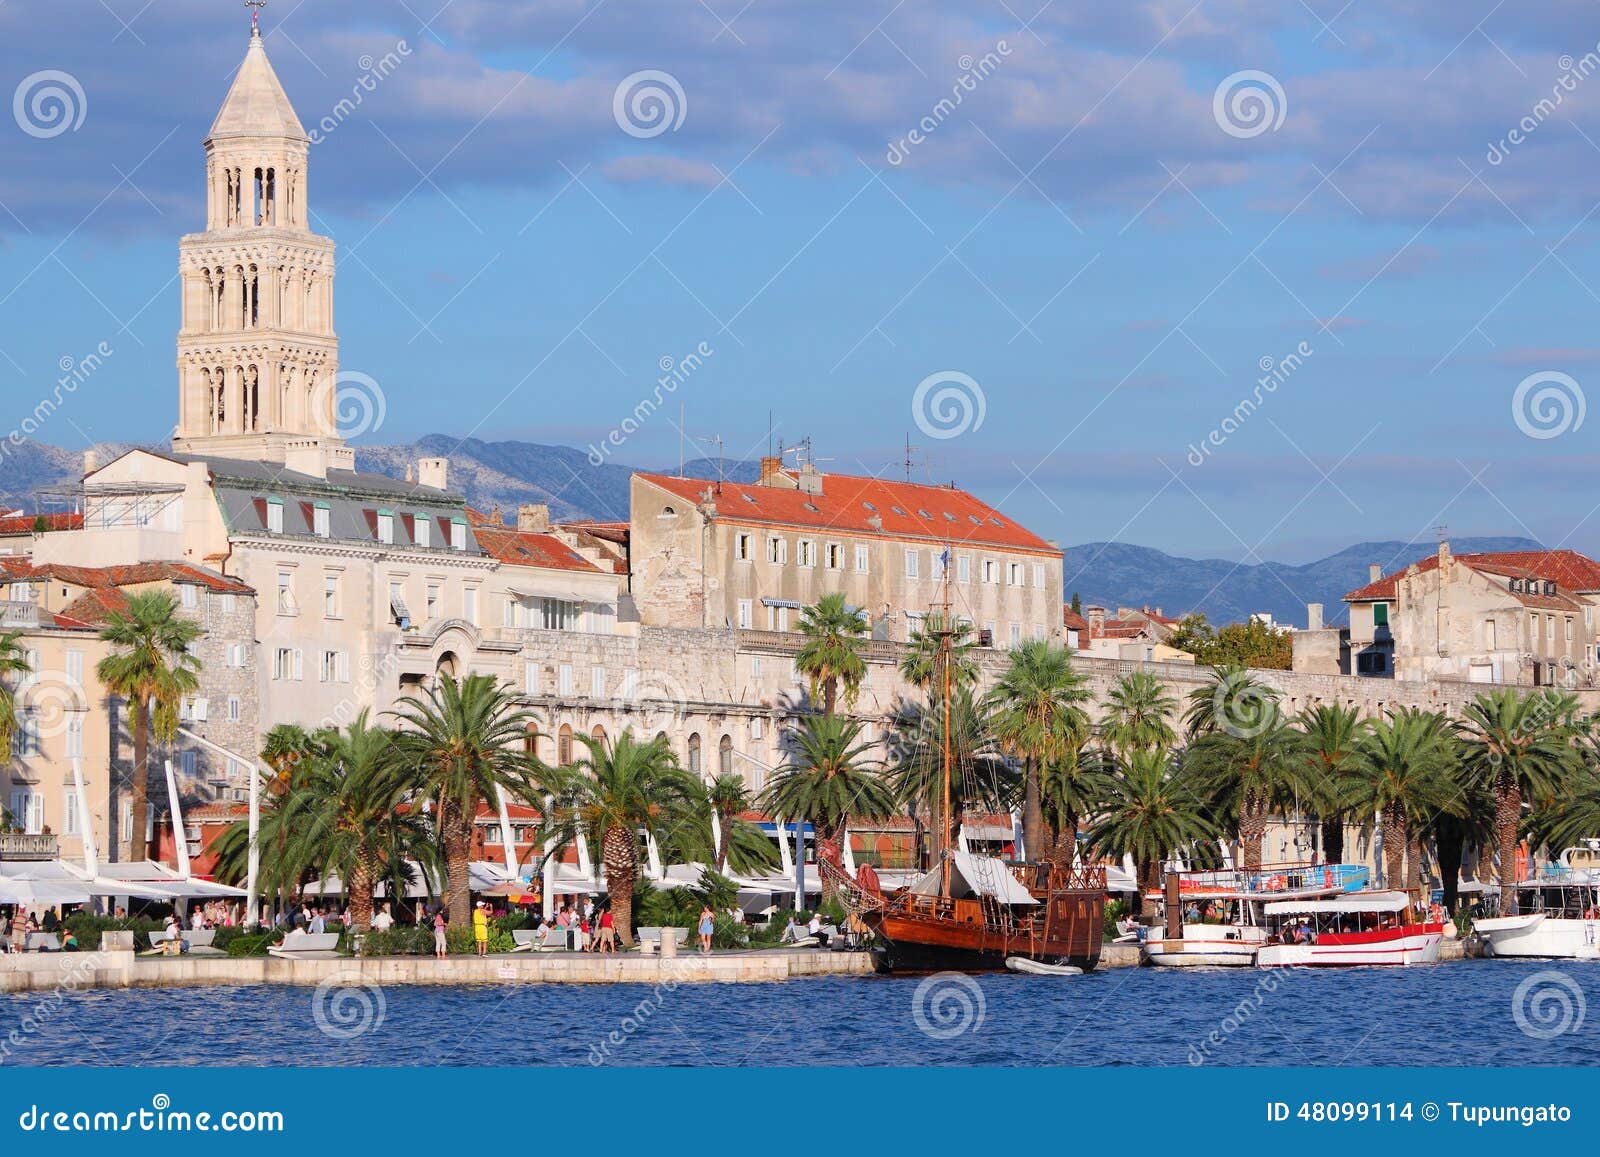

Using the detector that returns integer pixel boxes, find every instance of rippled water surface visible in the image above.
[4,959,1598,1066]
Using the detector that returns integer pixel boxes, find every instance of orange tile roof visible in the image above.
[0,559,252,594]
[1063,608,1089,631]
[474,528,602,572]
[1345,548,1600,602]
[0,512,82,535]
[636,471,1057,554]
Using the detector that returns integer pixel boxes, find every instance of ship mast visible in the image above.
[938,543,953,897]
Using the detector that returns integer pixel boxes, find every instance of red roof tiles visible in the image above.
[474,528,602,572]
[0,512,83,535]
[636,471,1057,555]
[1345,548,1600,603]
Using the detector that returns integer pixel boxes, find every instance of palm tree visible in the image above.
[1295,703,1368,863]
[983,641,1091,862]
[387,674,540,926]
[541,730,700,945]
[1460,689,1581,909]
[705,772,775,874]
[899,612,979,691]
[260,723,314,796]
[1185,695,1305,871]
[1345,709,1462,889]
[1182,664,1274,740]
[1099,670,1178,757]
[1087,748,1215,894]
[96,590,202,861]
[0,629,34,755]
[794,593,868,716]
[760,714,897,898]
[886,688,1012,861]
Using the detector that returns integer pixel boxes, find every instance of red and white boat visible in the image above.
[1142,864,1371,967]
[1254,891,1443,967]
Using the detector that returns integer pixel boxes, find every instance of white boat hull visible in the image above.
[1143,926,1262,967]
[1474,913,1600,959]
[1257,926,1443,967]
[1005,956,1083,976]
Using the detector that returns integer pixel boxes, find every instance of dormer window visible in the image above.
[376,509,394,544]
[1545,581,1557,596]
[265,497,283,534]
[862,502,876,512]
[450,517,467,550]
[413,516,430,549]
[312,501,330,538]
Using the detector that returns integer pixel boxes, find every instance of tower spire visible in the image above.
[247,0,266,35]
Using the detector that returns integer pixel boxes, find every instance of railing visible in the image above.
[0,600,40,628]
[0,832,58,860]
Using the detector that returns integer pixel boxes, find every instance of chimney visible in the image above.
[758,456,784,487]
[1368,563,1382,583]
[517,503,550,533]
[1085,605,1107,634]
[1438,539,1452,572]
[417,457,449,491]
[284,441,328,480]
[82,448,99,475]
[1307,602,1324,631]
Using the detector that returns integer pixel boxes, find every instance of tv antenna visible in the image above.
[700,432,726,490]
[903,433,921,482]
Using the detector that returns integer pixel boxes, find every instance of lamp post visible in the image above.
[175,726,273,927]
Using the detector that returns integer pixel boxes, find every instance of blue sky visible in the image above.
[3,0,1600,563]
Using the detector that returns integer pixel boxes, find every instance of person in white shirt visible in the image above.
[372,903,394,931]
[190,908,206,931]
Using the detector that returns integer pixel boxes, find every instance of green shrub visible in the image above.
[359,925,435,956]
[63,912,165,951]
[1103,898,1128,941]
[225,934,274,958]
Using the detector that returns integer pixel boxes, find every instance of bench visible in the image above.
[268,930,341,959]
[151,929,218,949]
[636,926,689,955]
[25,932,60,952]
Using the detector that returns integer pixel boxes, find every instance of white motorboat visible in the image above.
[1255,891,1443,967]
[1473,849,1600,960]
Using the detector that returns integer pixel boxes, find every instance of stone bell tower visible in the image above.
[172,17,350,472]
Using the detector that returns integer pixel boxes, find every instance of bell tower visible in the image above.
[172,12,349,472]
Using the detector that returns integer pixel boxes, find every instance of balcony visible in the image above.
[0,600,40,628]
[0,832,59,861]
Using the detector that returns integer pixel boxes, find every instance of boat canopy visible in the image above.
[909,851,1037,906]
[1263,891,1410,915]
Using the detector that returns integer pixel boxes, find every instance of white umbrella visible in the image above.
[0,878,91,906]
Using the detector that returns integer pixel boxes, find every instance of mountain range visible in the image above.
[0,435,1540,627]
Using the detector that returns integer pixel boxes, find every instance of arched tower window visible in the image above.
[687,732,702,776]
[557,724,574,766]
[719,735,733,777]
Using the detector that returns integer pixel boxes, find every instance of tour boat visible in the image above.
[1473,845,1600,959]
[1141,864,1371,967]
[1254,891,1443,967]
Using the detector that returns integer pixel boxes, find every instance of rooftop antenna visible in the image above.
[678,401,685,477]
[903,433,921,482]
[1433,523,1449,544]
[700,433,726,491]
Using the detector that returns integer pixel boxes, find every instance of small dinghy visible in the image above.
[1005,956,1083,976]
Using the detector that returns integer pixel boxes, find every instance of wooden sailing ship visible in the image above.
[827,563,1105,973]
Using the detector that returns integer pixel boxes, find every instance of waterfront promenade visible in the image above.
[0,939,1468,995]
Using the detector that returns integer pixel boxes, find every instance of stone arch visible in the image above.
[557,723,574,766]
[687,731,702,776]
[718,734,733,777]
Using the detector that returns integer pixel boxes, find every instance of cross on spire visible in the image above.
[247,0,266,33]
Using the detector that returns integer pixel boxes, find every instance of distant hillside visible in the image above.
[1062,537,1545,629]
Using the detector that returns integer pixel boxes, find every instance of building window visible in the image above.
[591,666,606,697]
[719,735,733,776]
[982,560,997,584]
[622,669,638,699]
[323,573,340,618]
[957,554,971,583]
[541,598,580,631]
[557,724,573,766]
[9,581,33,603]
[825,543,843,570]
[1007,562,1023,586]
[558,664,573,696]
[767,605,790,631]
[313,504,330,537]
[1486,619,1496,650]
[319,651,348,683]
[1010,622,1022,646]
[854,545,870,574]
[65,649,83,685]
[413,516,430,548]
[63,790,79,836]
[180,583,198,609]
[227,695,242,721]
[687,733,702,776]
[1373,602,1389,627]
[266,499,283,534]
[751,717,764,741]
[931,551,947,581]
[797,539,816,567]
[9,791,42,834]
[276,572,296,615]
[273,647,303,681]
[426,584,441,619]
[1532,615,1541,642]
[905,549,919,580]
[377,510,394,544]
[120,801,132,843]
[65,714,83,759]
[1034,563,1046,589]
[524,661,538,695]
[1567,616,1574,642]
[752,657,763,680]
[738,599,753,629]
[450,519,467,550]
[735,533,752,561]
[463,587,479,625]
[766,536,787,565]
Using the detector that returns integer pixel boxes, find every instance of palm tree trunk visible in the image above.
[1382,805,1406,892]
[1496,783,1522,912]
[1406,837,1423,893]
[1320,817,1344,864]
[822,677,838,717]
[1436,817,1464,914]
[602,824,636,946]
[347,853,376,932]
[1239,799,1266,872]
[714,810,730,873]
[1022,756,1044,862]
[441,798,471,927]
[1049,809,1078,867]
[129,696,150,862]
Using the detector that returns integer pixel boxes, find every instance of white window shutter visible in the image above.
[192,697,208,722]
